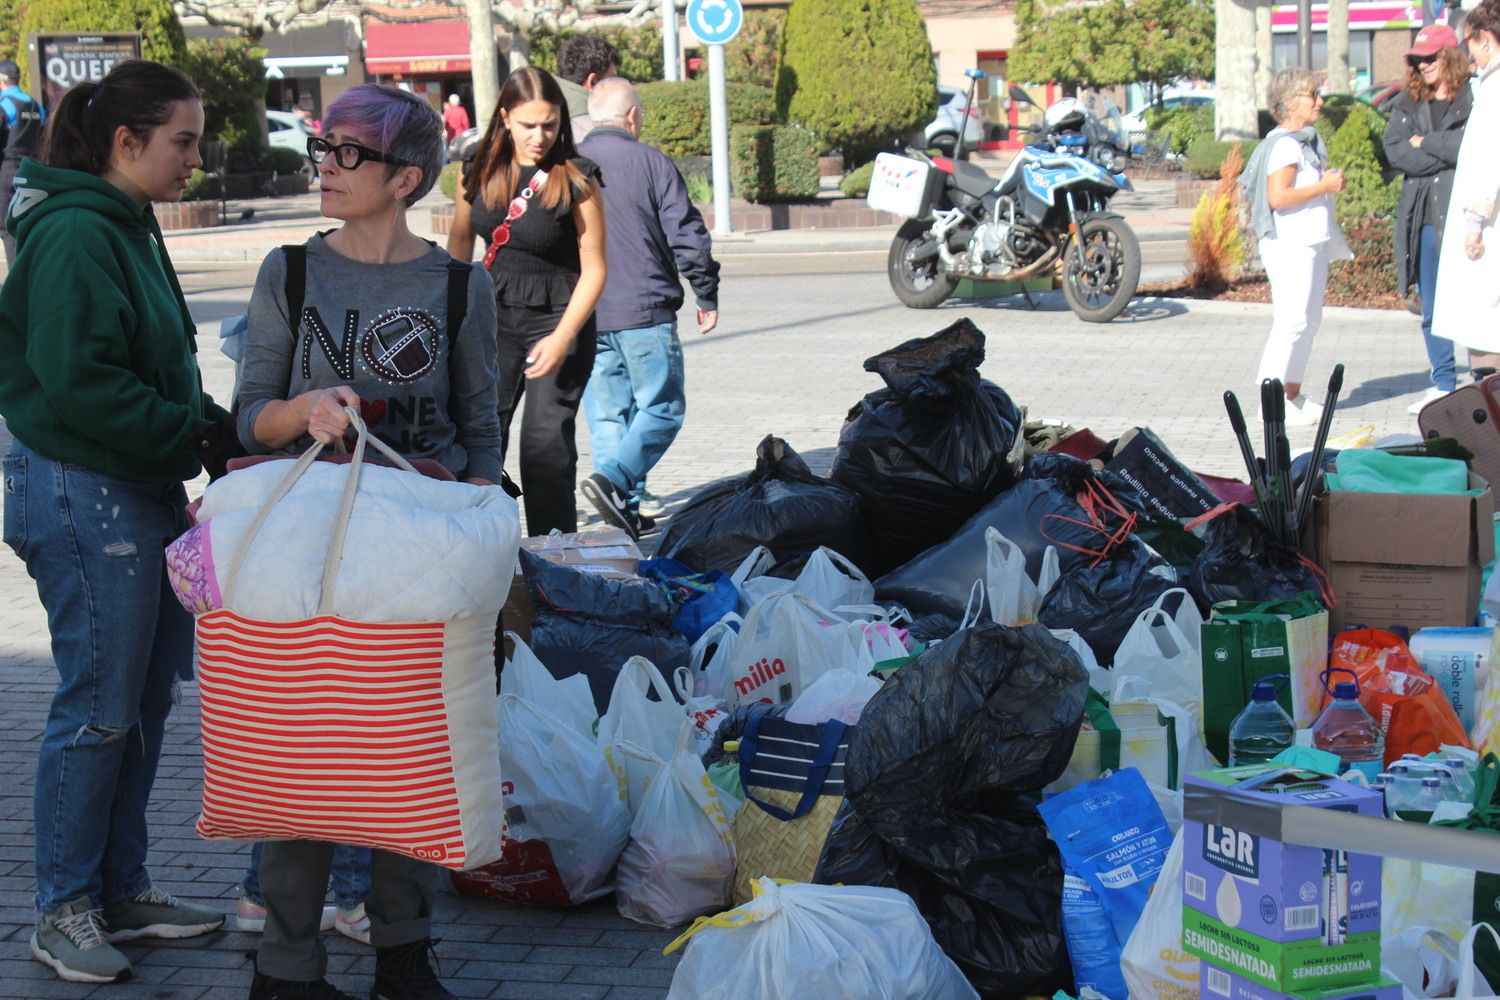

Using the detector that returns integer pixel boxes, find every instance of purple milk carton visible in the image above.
[1183,765,1384,992]
[1200,963,1402,1000]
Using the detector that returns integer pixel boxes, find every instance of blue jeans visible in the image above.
[1419,223,1457,392]
[583,322,686,503]
[3,440,193,915]
[242,842,371,909]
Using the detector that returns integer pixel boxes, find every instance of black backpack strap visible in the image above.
[282,243,307,338]
[445,259,470,340]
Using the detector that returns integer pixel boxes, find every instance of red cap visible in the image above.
[1408,23,1458,56]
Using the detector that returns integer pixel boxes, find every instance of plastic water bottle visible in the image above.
[1311,669,1385,784]
[1375,773,1396,817]
[1445,757,1476,802]
[1228,676,1296,765]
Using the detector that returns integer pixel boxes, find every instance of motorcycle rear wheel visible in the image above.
[1061,215,1140,323]
[888,219,958,309]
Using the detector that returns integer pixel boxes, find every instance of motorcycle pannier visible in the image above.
[866,153,942,219]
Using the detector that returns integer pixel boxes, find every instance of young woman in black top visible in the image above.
[448,67,606,535]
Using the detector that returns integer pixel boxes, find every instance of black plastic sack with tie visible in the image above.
[830,319,1024,577]
[815,623,1089,997]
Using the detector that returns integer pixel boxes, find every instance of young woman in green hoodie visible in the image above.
[0,60,228,984]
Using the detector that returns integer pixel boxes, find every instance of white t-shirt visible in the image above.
[1265,135,1332,246]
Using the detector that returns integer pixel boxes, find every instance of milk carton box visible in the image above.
[1200,964,1401,1000]
[1183,765,1384,992]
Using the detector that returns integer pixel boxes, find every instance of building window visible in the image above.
[1272,30,1376,88]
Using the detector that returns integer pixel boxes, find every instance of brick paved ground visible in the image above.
[0,255,1425,998]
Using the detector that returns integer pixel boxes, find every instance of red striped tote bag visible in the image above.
[186,412,507,870]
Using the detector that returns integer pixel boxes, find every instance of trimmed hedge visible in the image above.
[1328,213,1397,299]
[438,161,462,200]
[1185,137,1259,179]
[730,124,820,203]
[638,80,777,158]
[1144,103,1214,155]
[840,160,875,198]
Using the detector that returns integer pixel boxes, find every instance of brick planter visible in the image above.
[272,173,310,197]
[1176,177,1216,208]
[430,202,454,236]
[817,154,844,177]
[153,200,220,229]
[696,197,901,232]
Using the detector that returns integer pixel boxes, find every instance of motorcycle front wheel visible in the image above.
[888,219,958,309]
[1061,215,1141,323]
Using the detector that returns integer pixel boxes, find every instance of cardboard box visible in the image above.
[1200,965,1401,1000]
[1311,472,1494,633]
[502,529,642,643]
[1183,765,1384,992]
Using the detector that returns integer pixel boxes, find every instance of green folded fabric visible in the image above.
[1326,448,1475,495]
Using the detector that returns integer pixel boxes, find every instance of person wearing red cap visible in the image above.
[1383,22,1472,414]
[1433,0,1500,370]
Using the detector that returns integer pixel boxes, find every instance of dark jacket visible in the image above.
[1384,85,1472,295]
[577,125,720,331]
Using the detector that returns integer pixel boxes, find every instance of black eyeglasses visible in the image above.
[306,136,410,170]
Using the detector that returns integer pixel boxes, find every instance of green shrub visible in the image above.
[730,123,819,203]
[638,80,776,157]
[1185,136,1258,179]
[181,167,209,202]
[1145,103,1214,154]
[18,0,187,94]
[1328,213,1396,299]
[684,170,712,205]
[262,146,304,174]
[530,25,664,83]
[1323,99,1398,224]
[727,9,784,88]
[839,160,874,198]
[775,0,935,159]
[183,38,266,153]
[438,160,462,200]
[0,0,25,64]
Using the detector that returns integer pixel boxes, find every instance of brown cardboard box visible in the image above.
[1312,471,1494,632]
[501,528,643,643]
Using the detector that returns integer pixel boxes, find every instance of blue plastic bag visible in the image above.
[1038,767,1171,1000]
[638,557,739,643]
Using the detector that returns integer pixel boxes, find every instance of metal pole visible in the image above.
[662,0,680,82]
[708,42,731,235]
[1298,0,1314,68]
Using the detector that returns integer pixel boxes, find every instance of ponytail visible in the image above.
[40,60,198,175]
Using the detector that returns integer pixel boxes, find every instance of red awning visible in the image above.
[364,20,471,75]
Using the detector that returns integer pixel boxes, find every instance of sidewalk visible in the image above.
[160,174,1191,264]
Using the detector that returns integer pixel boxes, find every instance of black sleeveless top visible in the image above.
[465,156,601,310]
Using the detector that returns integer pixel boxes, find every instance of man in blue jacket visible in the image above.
[0,59,44,267]
[577,77,720,539]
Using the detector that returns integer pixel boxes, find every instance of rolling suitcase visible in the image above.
[1419,373,1500,489]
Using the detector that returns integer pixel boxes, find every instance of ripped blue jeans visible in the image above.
[3,439,194,915]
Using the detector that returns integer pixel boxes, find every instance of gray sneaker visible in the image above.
[30,896,132,983]
[103,885,224,942]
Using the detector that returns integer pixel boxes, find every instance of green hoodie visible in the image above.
[0,158,226,484]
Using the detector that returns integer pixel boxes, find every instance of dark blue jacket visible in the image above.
[578,125,719,331]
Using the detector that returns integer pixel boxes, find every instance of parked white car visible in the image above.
[267,110,318,178]
[924,85,985,156]
[1121,90,1216,149]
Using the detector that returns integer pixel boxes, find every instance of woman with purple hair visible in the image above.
[234,83,499,1000]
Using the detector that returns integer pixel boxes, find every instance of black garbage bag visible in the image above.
[656,435,868,576]
[815,624,1088,997]
[1037,541,1180,664]
[521,549,690,715]
[1188,504,1324,609]
[830,319,1023,576]
[875,453,1139,620]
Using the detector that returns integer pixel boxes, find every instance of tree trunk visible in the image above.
[1255,2,1273,112]
[467,0,500,136]
[1216,0,1261,140]
[1327,0,1351,92]
[509,32,531,70]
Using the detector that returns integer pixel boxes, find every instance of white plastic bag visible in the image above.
[597,657,686,814]
[674,667,730,759]
[790,546,875,610]
[1456,923,1500,998]
[689,614,741,701]
[1384,926,1461,999]
[615,729,736,928]
[498,632,596,741]
[483,694,631,904]
[785,667,882,725]
[1121,826,1198,1000]
[731,546,790,610]
[722,592,853,709]
[1112,588,1203,716]
[665,878,978,1000]
[1383,856,1473,945]
[985,527,1046,626]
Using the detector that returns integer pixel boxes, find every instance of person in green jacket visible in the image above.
[0,60,228,985]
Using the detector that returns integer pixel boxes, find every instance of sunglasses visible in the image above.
[1408,52,1440,67]
[306,136,410,170]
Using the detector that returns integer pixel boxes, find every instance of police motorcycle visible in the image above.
[869,69,1142,323]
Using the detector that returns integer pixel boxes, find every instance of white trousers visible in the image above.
[1257,238,1330,388]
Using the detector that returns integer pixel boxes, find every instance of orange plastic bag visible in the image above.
[1330,628,1472,764]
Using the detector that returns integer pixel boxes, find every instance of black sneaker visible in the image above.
[579,472,641,540]
[371,939,454,1000]
[249,970,358,1000]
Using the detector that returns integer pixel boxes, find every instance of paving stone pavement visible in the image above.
[0,256,1429,998]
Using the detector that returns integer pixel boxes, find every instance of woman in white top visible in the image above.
[1253,67,1348,426]
[1431,0,1500,370]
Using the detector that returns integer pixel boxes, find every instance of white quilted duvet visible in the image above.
[169,460,521,623]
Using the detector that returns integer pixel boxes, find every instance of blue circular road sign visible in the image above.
[686,0,744,45]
